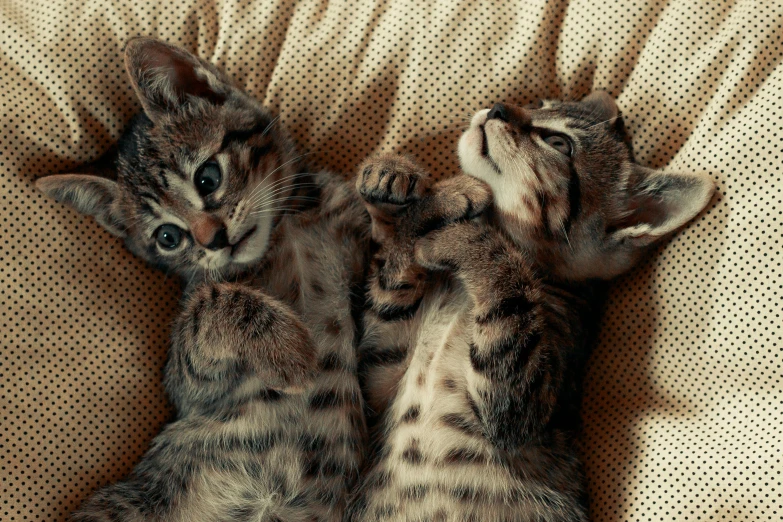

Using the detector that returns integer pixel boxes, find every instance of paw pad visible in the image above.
[357,154,429,205]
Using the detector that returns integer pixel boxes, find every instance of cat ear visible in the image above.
[123,37,230,123]
[35,174,126,237]
[581,90,619,122]
[610,166,716,246]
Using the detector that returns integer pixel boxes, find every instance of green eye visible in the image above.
[195,161,222,196]
[155,224,183,249]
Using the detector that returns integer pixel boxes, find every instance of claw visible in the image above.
[356,153,430,207]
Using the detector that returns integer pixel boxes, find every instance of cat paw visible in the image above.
[183,282,317,393]
[414,221,486,271]
[426,174,493,224]
[356,153,429,207]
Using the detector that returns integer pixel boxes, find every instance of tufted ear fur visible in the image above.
[610,166,715,247]
[35,174,126,237]
[123,37,231,123]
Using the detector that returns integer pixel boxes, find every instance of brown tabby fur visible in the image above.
[347,94,714,521]
[36,38,369,522]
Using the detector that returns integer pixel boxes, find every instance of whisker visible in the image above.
[254,190,322,206]
[252,180,321,201]
[243,154,314,205]
[248,176,320,201]
[245,179,317,209]
[250,205,309,214]
[258,192,322,202]
[268,153,315,178]
[244,156,315,203]
[257,196,321,209]
[249,208,308,217]
[562,225,574,252]
[248,183,321,209]
[244,170,303,204]
[262,114,281,136]
[186,270,198,291]
[262,170,313,191]
[585,116,618,129]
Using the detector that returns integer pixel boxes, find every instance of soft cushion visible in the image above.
[1,1,780,520]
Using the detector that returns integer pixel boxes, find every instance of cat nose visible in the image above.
[204,227,229,250]
[191,215,229,250]
[487,103,509,122]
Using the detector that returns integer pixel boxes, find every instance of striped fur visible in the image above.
[37,38,370,522]
[348,94,714,521]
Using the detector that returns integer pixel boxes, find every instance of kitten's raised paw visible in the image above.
[427,174,493,223]
[357,153,429,207]
[182,282,317,393]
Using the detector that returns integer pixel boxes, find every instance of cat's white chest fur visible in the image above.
[402,282,472,405]
[386,282,489,460]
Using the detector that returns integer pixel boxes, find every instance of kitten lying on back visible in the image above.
[348,93,715,521]
[37,38,369,522]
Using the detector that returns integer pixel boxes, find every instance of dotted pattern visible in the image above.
[1,0,781,520]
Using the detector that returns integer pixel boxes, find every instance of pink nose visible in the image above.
[190,215,228,250]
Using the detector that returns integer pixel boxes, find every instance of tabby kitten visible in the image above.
[36,38,369,521]
[348,92,715,521]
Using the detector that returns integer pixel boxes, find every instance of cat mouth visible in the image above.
[480,124,490,156]
[231,226,258,256]
[479,124,502,175]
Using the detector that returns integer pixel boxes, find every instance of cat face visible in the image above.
[459,92,715,280]
[36,38,299,280]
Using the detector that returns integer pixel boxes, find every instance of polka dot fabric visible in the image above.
[1,0,780,520]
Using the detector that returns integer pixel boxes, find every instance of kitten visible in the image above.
[36,37,369,522]
[348,92,715,521]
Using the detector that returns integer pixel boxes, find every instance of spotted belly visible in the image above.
[351,287,587,522]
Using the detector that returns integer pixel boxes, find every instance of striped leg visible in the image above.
[355,155,432,418]
[415,222,571,450]
[356,156,492,418]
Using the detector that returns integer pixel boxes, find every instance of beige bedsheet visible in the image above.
[2,0,781,520]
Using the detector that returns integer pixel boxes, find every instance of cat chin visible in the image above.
[460,151,500,188]
[459,119,540,225]
[458,114,498,184]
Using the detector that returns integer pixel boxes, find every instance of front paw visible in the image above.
[414,221,486,271]
[356,153,429,207]
[428,174,493,222]
[184,282,317,393]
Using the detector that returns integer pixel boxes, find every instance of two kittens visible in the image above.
[37,38,714,521]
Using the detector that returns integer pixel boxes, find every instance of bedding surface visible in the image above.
[1,0,781,520]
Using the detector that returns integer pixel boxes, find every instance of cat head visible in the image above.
[36,37,299,280]
[459,92,715,280]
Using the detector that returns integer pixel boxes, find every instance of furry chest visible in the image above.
[255,220,359,328]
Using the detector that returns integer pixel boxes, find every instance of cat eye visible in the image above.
[195,161,222,196]
[543,134,573,157]
[155,224,183,250]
